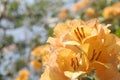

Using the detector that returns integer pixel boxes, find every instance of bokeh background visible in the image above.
[0,0,120,80]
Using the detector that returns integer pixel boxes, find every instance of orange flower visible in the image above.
[15,70,30,80]
[85,7,97,17]
[40,48,87,80]
[103,2,120,18]
[61,19,120,80]
[103,7,114,19]
[61,19,110,46]
[72,0,90,12]
[85,34,120,80]
[47,22,71,48]
[41,48,74,80]
[58,8,69,20]
[40,19,120,80]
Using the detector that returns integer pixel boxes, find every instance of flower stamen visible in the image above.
[81,27,85,38]
[95,51,102,61]
[74,27,86,42]
[74,30,82,42]
[71,57,79,71]
[90,49,96,61]
[77,27,83,39]
[90,49,101,61]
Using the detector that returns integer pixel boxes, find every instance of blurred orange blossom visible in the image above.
[103,2,120,19]
[85,7,97,17]
[15,69,30,80]
[58,8,69,20]
[72,0,90,12]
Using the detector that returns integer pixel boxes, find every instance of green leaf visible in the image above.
[115,28,120,37]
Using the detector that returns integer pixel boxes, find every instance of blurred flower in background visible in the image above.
[58,8,69,20]
[71,0,90,12]
[85,7,97,17]
[15,69,30,80]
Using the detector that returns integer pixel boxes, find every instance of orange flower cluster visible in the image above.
[32,19,120,80]
[85,7,97,17]
[103,2,120,19]
[58,8,69,20]
[15,70,30,80]
[72,0,90,12]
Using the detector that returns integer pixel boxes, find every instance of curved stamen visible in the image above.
[81,27,85,38]
[90,49,96,61]
[71,57,79,71]
[95,51,102,61]
[74,27,86,43]
[77,27,83,39]
[74,30,82,42]
[90,49,101,61]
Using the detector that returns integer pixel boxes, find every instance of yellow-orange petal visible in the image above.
[31,59,42,70]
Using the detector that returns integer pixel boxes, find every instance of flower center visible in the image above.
[74,27,85,42]
[90,49,102,62]
[71,57,79,71]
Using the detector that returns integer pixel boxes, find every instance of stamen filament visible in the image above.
[74,30,82,42]
[90,49,95,61]
[81,27,85,38]
[95,51,102,60]
[77,27,83,39]
[71,57,79,71]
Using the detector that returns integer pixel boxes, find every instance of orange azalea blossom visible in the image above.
[58,8,69,20]
[15,70,30,80]
[31,44,50,69]
[72,0,90,12]
[102,6,114,19]
[40,19,120,80]
[41,48,74,80]
[85,7,97,17]
[103,2,120,19]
